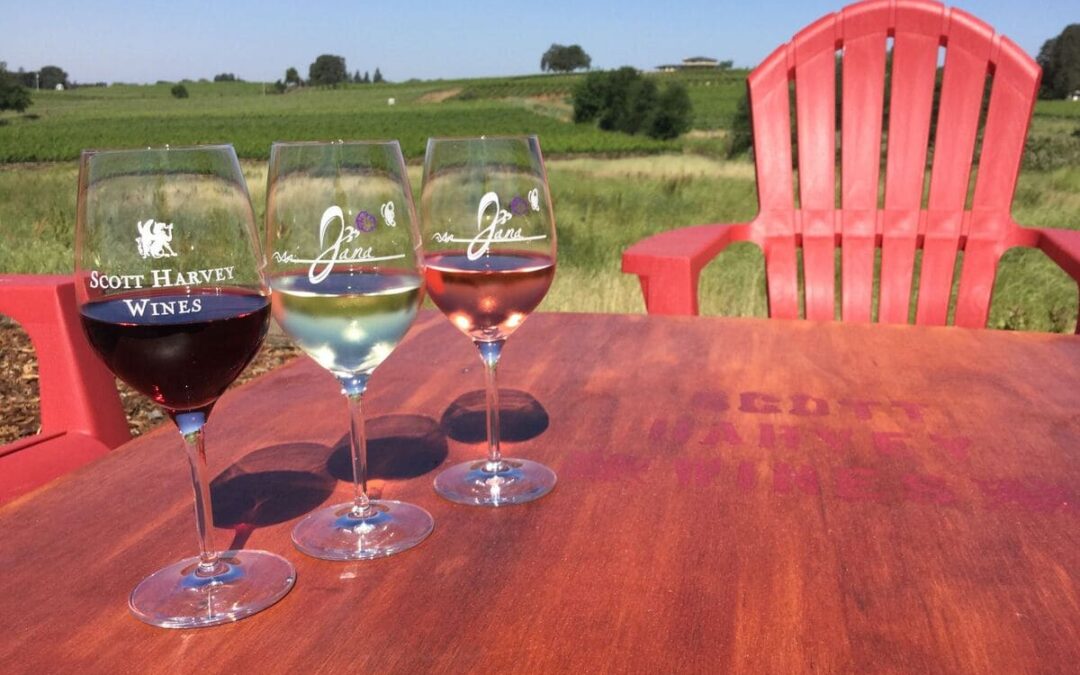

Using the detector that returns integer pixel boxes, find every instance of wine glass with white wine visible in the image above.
[266,140,433,560]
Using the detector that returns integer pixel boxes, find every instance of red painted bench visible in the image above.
[623,0,1080,328]
[0,275,129,502]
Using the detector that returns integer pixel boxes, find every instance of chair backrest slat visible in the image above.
[955,37,1041,327]
[749,48,800,318]
[749,52,796,215]
[926,10,992,212]
[877,5,942,323]
[794,17,839,213]
[794,16,840,320]
[839,2,890,321]
[882,27,940,211]
[915,9,993,324]
[969,37,1040,217]
[839,28,888,212]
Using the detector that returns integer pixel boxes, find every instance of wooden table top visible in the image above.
[2,312,1078,673]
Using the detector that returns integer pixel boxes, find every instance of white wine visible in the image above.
[271,271,421,382]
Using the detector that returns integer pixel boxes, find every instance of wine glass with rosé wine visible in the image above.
[420,136,557,506]
[266,140,433,560]
[75,145,295,628]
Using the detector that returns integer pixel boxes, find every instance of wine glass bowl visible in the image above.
[420,136,557,506]
[75,145,295,628]
[266,140,433,560]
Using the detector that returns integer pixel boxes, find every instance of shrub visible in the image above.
[572,67,693,140]
[1023,134,1080,171]
[170,84,189,99]
[726,92,752,158]
[0,71,33,113]
[650,82,692,140]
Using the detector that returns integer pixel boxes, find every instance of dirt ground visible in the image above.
[0,319,300,443]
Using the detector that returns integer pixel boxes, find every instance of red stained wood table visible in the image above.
[1,312,1078,673]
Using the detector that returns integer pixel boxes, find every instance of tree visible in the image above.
[213,73,239,82]
[285,67,301,86]
[373,67,384,83]
[0,64,32,113]
[573,67,693,140]
[353,70,362,83]
[170,83,189,99]
[38,65,68,89]
[15,67,35,88]
[573,72,606,123]
[726,91,752,158]
[1038,25,1080,99]
[605,71,656,134]
[362,71,370,84]
[541,44,591,73]
[649,82,692,139]
[309,54,347,87]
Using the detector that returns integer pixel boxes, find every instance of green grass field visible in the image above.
[0,76,677,161]
[1,71,1079,331]
[0,70,758,161]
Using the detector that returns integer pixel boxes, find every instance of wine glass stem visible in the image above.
[477,340,505,468]
[180,425,220,571]
[345,391,372,517]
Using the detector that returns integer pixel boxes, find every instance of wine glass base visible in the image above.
[129,550,295,629]
[291,500,434,561]
[434,458,556,506]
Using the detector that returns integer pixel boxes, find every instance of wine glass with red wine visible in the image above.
[266,140,433,560]
[420,136,557,506]
[75,145,295,628]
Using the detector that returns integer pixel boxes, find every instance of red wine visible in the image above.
[80,291,270,414]
[424,251,554,341]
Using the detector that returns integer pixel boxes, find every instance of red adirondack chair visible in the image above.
[0,276,129,502]
[623,0,1080,328]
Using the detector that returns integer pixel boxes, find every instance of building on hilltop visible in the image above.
[656,56,721,72]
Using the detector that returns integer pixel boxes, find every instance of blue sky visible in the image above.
[2,0,1075,83]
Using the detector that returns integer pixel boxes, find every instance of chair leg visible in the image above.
[636,266,700,316]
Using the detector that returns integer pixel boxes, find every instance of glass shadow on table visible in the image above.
[211,442,338,550]
[327,414,449,484]
[440,389,550,444]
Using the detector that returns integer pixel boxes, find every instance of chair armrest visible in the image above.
[0,275,129,446]
[1034,228,1080,283]
[622,223,750,315]
[1033,229,1080,334]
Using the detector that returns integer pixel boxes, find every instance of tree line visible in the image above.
[290,55,383,87]
[259,56,383,94]
[1038,24,1080,99]
[3,23,1078,115]
[5,64,69,90]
